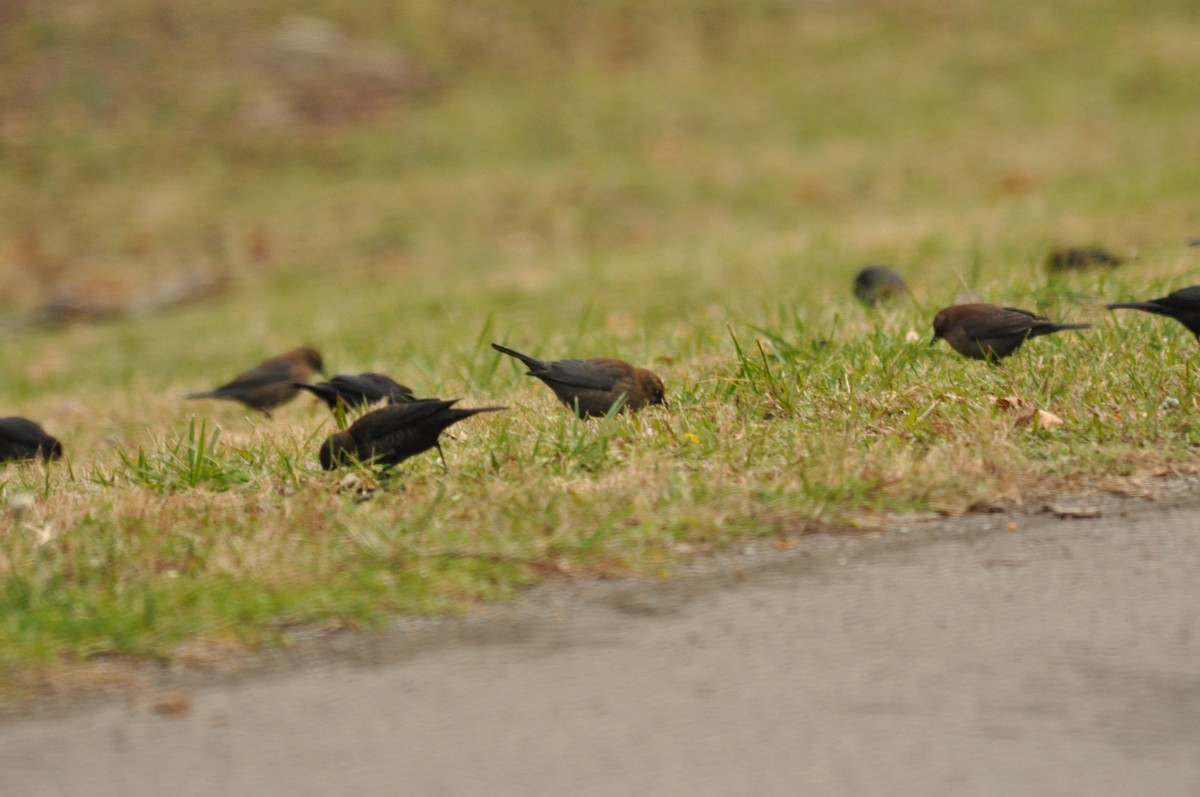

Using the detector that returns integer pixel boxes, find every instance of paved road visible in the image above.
[3,493,1200,796]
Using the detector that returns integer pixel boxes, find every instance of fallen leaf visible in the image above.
[151,694,191,716]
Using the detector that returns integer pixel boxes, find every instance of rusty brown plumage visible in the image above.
[491,343,666,418]
[187,346,324,416]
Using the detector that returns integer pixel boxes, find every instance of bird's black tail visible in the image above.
[293,382,338,409]
[1106,301,1170,316]
[293,381,330,396]
[491,343,545,372]
[447,405,508,423]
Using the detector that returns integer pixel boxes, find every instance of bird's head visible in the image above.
[318,430,355,470]
[930,309,950,346]
[639,370,668,408]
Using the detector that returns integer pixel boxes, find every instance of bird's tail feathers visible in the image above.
[1106,301,1160,312]
[450,405,508,420]
[491,343,544,371]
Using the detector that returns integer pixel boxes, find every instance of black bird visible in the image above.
[853,265,907,306]
[1046,247,1123,271]
[319,399,505,470]
[1107,286,1200,339]
[187,346,325,416]
[295,373,415,411]
[491,342,666,418]
[0,417,63,463]
[931,303,1091,362]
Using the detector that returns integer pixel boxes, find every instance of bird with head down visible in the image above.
[930,304,1090,362]
[491,342,666,418]
[0,417,63,463]
[319,398,505,470]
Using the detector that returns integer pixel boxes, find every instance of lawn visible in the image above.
[2,0,1200,691]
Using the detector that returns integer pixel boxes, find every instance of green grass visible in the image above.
[2,0,1200,691]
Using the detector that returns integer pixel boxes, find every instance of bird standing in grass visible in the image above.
[296,372,414,412]
[1046,247,1123,271]
[319,399,505,470]
[187,346,324,416]
[491,342,667,418]
[0,417,63,463]
[853,265,907,307]
[1107,286,1200,339]
[930,304,1091,362]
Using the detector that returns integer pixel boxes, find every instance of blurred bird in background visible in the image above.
[187,346,325,416]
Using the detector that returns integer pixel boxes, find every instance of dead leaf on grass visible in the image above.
[990,395,1063,429]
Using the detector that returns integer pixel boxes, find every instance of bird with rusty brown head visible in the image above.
[187,346,324,416]
[0,417,63,463]
[319,399,505,470]
[296,372,414,412]
[1107,286,1200,340]
[1046,246,1123,272]
[930,303,1090,362]
[853,265,908,307]
[491,342,666,418]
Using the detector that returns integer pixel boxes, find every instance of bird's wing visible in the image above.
[539,359,630,390]
[352,400,455,436]
[957,308,1043,339]
[1161,286,1200,310]
[322,374,385,401]
[0,418,49,448]
[353,373,415,400]
[216,361,295,391]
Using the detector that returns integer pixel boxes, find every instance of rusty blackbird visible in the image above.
[491,342,666,418]
[0,417,63,463]
[319,399,505,470]
[931,303,1090,362]
[853,265,907,306]
[296,372,415,412]
[1107,286,1200,339]
[1046,247,1123,271]
[187,346,324,416]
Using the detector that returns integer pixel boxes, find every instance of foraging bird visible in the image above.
[1046,247,1123,271]
[1107,286,1200,339]
[319,399,505,470]
[853,265,907,306]
[491,342,667,418]
[930,303,1091,362]
[0,417,63,463]
[187,346,324,416]
[295,372,414,411]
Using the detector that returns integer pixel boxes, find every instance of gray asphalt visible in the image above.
[3,492,1200,796]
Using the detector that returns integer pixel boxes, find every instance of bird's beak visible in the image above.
[929,334,941,346]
